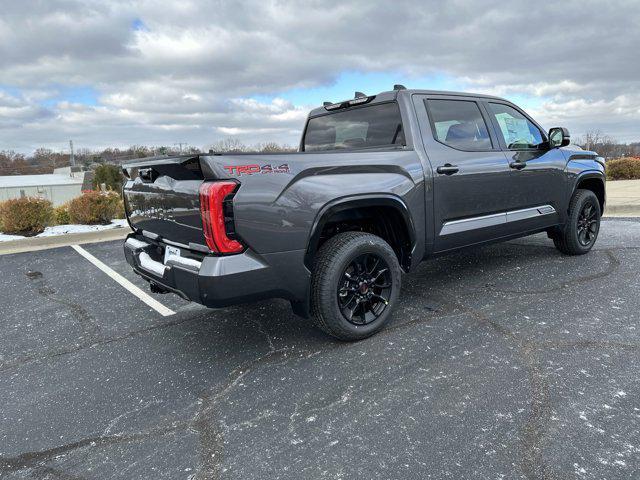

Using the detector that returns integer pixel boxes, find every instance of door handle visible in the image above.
[436,164,459,175]
[509,161,526,170]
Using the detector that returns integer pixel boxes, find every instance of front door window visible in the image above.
[488,103,544,150]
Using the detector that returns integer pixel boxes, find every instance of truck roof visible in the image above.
[308,88,510,117]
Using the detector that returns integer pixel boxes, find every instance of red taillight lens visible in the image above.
[199,181,243,254]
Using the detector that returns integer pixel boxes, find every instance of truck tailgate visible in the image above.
[123,156,207,247]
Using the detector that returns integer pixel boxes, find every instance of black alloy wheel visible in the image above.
[577,200,599,247]
[337,253,393,325]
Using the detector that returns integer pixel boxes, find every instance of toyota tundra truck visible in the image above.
[122,86,606,340]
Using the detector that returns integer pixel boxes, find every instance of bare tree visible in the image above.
[207,138,296,153]
[0,151,32,175]
[258,142,296,153]
[579,130,618,159]
[208,138,248,153]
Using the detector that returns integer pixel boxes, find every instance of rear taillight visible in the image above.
[199,181,244,254]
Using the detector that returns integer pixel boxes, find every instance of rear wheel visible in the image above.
[311,232,401,341]
[553,189,601,255]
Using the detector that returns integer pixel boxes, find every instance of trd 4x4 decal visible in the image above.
[224,164,290,176]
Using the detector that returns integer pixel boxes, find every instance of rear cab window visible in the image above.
[303,102,405,151]
[425,99,493,151]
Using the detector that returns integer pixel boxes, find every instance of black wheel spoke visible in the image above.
[578,228,588,245]
[359,254,371,274]
[341,296,358,321]
[583,204,592,218]
[340,291,356,305]
[367,257,380,275]
[371,293,389,305]
[372,268,388,282]
[342,306,354,321]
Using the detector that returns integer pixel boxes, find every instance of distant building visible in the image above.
[0,167,90,206]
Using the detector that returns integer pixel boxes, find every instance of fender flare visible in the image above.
[573,170,606,209]
[574,170,605,186]
[303,193,416,269]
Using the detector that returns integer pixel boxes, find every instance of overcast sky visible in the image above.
[1,0,639,153]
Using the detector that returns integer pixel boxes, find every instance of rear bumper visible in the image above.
[123,234,310,310]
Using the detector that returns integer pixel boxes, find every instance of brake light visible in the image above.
[199,181,243,254]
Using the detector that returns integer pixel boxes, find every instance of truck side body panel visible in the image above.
[199,150,425,259]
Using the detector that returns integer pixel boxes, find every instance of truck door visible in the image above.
[412,95,512,252]
[481,101,566,232]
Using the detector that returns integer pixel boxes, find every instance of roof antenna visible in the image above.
[393,84,406,90]
[354,91,367,98]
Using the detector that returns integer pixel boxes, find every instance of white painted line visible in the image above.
[71,244,175,317]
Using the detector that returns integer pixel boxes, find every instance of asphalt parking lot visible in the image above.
[1,218,639,480]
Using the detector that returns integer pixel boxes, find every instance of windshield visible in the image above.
[303,102,405,151]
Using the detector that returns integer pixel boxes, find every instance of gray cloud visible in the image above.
[0,0,639,152]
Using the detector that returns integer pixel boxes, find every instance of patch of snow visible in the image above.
[0,219,129,242]
[37,219,128,237]
[0,233,25,242]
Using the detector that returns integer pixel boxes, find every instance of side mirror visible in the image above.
[549,127,570,148]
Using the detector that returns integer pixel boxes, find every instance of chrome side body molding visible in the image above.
[440,205,557,236]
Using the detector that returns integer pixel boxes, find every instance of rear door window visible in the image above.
[425,99,492,151]
[303,102,405,151]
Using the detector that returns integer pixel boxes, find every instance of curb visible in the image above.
[0,227,131,255]
[604,205,640,217]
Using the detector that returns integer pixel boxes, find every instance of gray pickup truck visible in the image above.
[122,86,606,340]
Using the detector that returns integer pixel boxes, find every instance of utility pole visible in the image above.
[69,140,75,166]
[174,142,187,153]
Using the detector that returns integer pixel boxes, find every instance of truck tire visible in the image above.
[311,232,402,341]
[553,189,601,255]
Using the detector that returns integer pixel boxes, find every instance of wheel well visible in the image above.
[577,177,605,212]
[306,205,413,271]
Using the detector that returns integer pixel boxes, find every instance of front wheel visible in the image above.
[553,189,601,255]
[311,232,402,341]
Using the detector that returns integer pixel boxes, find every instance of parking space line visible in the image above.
[71,245,176,317]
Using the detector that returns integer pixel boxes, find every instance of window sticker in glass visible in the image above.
[489,103,544,149]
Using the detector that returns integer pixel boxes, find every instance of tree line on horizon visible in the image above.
[0,140,296,176]
[0,132,638,176]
